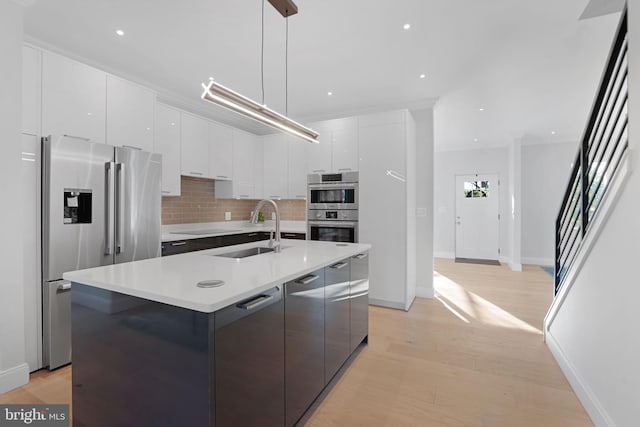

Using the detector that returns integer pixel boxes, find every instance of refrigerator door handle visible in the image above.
[105,162,116,255]
[116,162,125,255]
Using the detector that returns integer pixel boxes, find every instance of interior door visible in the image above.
[455,174,500,260]
[114,147,162,263]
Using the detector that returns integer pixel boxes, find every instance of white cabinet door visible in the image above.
[253,140,264,200]
[288,138,308,200]
[154,104,181,196]
[306,122,332,174]
[22,46,41,136]
[106,76,155,152]
[262,134,288,199]
[209,121,233,180]
[331,120,358,172]
[42,52,106,143]
[215,130,258,199]
[181,112,209,178]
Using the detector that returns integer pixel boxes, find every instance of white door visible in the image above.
[455,174,500,260]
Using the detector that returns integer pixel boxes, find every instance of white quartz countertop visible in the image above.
[162,220,307,242]
[63,239,370,313]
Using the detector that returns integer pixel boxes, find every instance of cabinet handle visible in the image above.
[171,241,187,247]
[312,169,326,173]
[330,261,348,270]
[162,190,171,194]
[239,194,250,198]
[283,233,296,237]
[216,175,229,179]
[269,195,281,199]
[296,195,306,199]
[190,171,204,176]
[247,233,258,237]
[295,274,319,285]
[237,295,274,311]
[354,253,368,260]
[63,134,90,142]
[122,145,142,151]
[338,168,352,171]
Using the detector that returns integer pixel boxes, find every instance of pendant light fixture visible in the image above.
[200,0,319,144]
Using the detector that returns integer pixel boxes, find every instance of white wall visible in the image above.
[433,147,510,261]
[545,5,640,426]
[0,0,28,393]
[412,108,435,298]
[521,142,576,265]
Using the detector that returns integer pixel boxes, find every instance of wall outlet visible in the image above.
[271,212,276,220]
[225,212,231,221]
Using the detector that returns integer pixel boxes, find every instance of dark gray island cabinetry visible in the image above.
[67,241,369,427]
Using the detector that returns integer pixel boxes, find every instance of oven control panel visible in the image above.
[309,209,358,221]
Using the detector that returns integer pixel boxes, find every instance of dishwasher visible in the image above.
[214,286,284,426]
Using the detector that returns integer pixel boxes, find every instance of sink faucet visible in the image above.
[250,199,281,253]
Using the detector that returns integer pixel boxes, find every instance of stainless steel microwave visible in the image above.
[307,172,359,210]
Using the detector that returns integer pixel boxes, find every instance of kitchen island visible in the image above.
[63,239,370,427]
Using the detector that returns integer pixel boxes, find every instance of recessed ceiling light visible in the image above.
[419,74,426,79]
[403,24,411,30]
[171,122,175,126]
[474,138,478,142]
[327,91,333,96]
[551,130,556,135]
[116,29,125,36]
[479,108,485,112]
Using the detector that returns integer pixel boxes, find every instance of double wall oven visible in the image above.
[307,172,359,243]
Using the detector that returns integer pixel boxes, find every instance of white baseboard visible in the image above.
[434,251,454,259]
[509,262,522,272]
[369,298,406,310]
[0,363,29,394]
[416,286,434,298]
[522,257,553,266]
[545,332,614,427]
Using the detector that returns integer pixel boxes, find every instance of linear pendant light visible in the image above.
[201,79,319,144]
[200,0,318,144]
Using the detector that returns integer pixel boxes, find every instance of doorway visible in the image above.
[455,174,500,261]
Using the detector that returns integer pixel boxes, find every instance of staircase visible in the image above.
[554,9,628,295]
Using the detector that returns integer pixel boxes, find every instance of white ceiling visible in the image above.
[23,0,622,150]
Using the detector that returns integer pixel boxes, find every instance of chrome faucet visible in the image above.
[250,199,281,252]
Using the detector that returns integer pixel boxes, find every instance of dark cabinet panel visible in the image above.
[161,240,191,256]
[350,252,369,352]
[324,259,351,385]
[281,232,306,240]
[214,287,285,427]
[285,269,325,427]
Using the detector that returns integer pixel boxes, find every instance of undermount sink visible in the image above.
[214,247,275,259]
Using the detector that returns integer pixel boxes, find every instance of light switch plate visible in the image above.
[271,212,276,220]
[225,212,231,221]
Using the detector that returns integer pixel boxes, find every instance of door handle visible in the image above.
[171,241,187,247]
[330,261,348,269]
[105,162,116,255]
[237,294,274,311]
[295,274,319,285]
[353,253,368,260]
[116,162,125,255]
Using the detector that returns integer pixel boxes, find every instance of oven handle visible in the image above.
[308,183,357,189]
[308,221,357,228]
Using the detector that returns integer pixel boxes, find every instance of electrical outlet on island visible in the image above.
[225,212,231,221]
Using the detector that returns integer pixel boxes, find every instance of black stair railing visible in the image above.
[555,10,628,294]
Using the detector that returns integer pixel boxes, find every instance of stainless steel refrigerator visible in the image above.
[42,135,162,369]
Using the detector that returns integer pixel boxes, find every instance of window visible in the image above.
[464,181,490,198]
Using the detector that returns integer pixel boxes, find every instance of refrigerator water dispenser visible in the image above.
[63,189,92,224]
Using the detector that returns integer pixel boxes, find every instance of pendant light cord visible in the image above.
[286,14,289,116]
[261,0,265,105]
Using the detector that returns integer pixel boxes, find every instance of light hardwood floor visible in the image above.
[0,259,591,426]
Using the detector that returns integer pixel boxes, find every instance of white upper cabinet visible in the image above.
[216,130,261,199]
[262,134,289,199]
[106,76,155,152]
[181,112,209,178]
[288,138,308,200]
[331,117,358,172]
[42,52,107,143]
[306,121,332,174]
[22,46,41,136]
[306,117,358,173]
[208,121,233,180]
[154,103,181,196]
